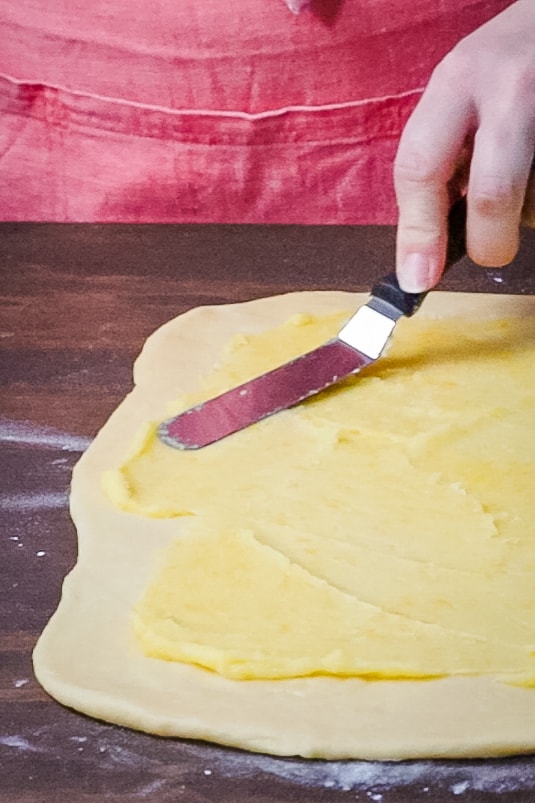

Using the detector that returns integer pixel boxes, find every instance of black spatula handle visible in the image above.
[370,197,467,319]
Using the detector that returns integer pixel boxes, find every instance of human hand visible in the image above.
[394,0,535,292]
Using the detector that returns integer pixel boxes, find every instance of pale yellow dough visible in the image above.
[33,292,535,759]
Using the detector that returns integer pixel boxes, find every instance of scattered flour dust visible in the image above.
[0,736,40,753]
[208,749,535,796]
[0,490,67,513]
[2,730,535,797]
[451,781,470,795]
[0,418,91,452]
[0,418,91,513]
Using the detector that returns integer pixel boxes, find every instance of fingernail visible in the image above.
[399,253,431,293]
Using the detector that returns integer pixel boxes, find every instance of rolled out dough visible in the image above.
[33,291,535,759]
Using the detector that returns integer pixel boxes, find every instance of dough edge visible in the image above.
[33,290,535,760]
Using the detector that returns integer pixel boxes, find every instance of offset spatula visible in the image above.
[159,199,467,450]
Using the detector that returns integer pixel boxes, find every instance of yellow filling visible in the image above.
[103,310,535,682]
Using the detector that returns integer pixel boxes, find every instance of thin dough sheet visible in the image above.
[33,291,535,760]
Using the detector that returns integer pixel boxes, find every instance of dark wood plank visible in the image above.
[2,221,535,802]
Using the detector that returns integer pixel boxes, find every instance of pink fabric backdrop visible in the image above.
[0,0,512,223]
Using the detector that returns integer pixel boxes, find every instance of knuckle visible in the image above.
[394,149,443,189]
[502,60,535,107]
[398,206,446,247]
[470,182,520,218]
[431,46,472,85]
[397,219,442,247]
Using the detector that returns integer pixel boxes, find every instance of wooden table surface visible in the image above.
[2,221,535,803]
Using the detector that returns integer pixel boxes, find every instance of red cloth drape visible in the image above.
[0,0,513,222]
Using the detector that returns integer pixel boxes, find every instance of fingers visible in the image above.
[396,101,535,290]
[466,115,535,267]
[394,0,535,292]
[394,58,475,292]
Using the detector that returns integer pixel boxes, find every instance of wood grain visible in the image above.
[2,221,535,802]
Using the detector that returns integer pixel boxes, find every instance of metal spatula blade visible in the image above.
[159,199,467,450]
[158,339,374,450]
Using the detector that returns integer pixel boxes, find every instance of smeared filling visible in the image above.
[103,310,535,682]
